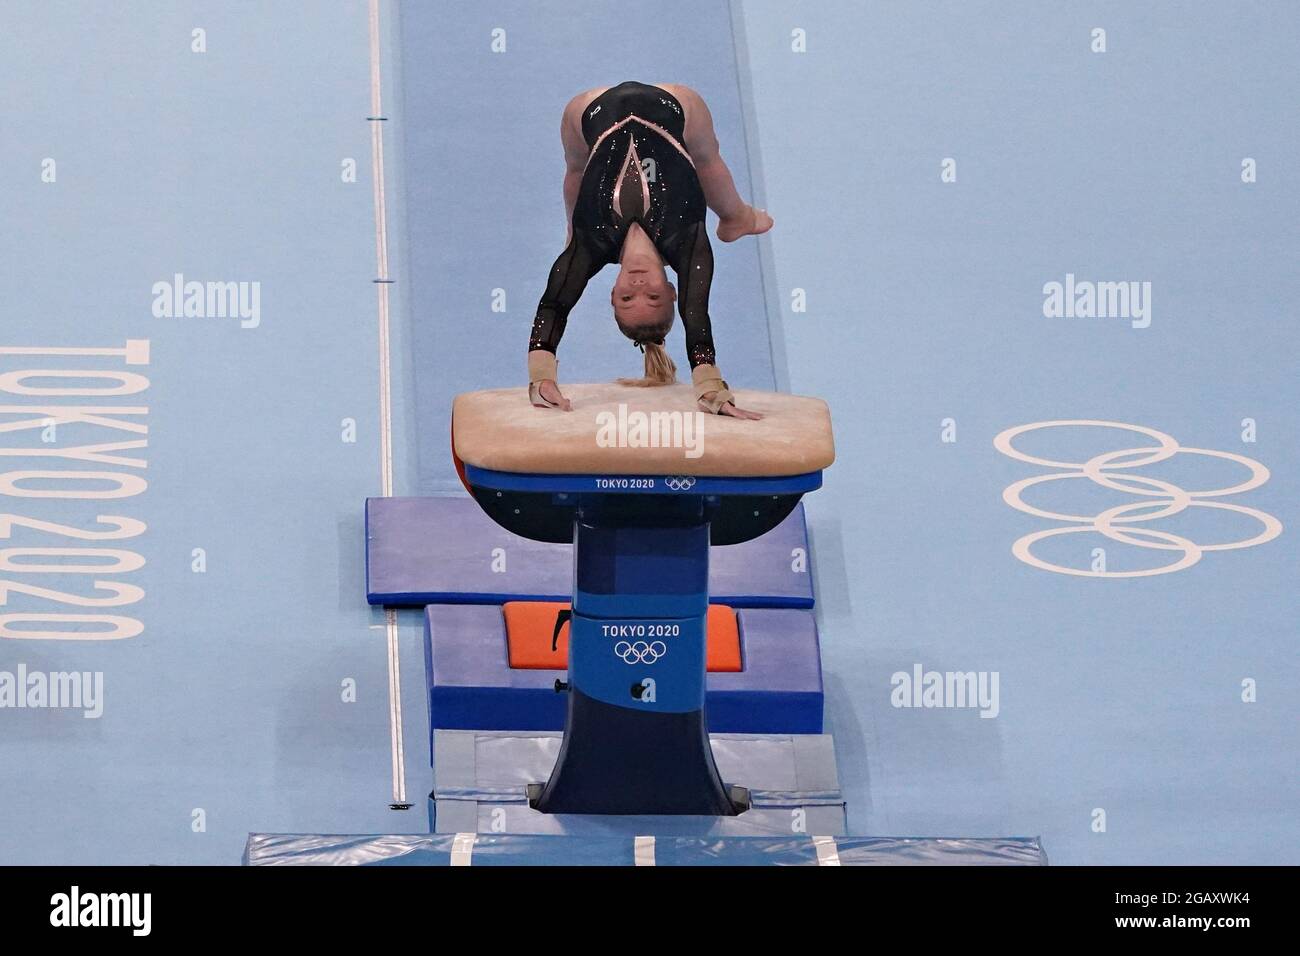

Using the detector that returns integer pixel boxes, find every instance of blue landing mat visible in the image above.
[243,832,1048,866]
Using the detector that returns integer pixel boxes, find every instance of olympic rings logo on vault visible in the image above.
[614,640,667,664]
[994,420,1282,578]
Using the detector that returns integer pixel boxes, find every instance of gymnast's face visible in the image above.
[611,260,677,329]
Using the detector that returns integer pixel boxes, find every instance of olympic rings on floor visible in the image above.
[994,420,1282,577]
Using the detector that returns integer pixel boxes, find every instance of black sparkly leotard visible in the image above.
[528,81,717,370]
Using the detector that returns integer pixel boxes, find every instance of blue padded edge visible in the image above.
[463,464,822,496]
[367,496,816,608]
[243,833,1048,866]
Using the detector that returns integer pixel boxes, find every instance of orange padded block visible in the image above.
[504,601,742,672]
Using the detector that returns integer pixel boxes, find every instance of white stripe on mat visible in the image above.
[451,832,477,867]
[634,835,656,866]
[812,835,841,866]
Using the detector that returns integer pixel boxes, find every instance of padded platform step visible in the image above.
[243,832,1048,866]
[504,601,742,671]
[366,496,814,607]
[425,604,823,743]
[430,729,846,837]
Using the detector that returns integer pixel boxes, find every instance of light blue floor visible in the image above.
[0,1,429,864]
[736,0,1298,863]
[1,1,1295,865]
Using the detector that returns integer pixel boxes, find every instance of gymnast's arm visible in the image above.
[527,93,604,410]
[671,223,761,420]
[527,232,604,410]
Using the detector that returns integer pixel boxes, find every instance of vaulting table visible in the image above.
[452,382,834,816]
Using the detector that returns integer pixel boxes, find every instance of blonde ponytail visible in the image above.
[618,341,677,387]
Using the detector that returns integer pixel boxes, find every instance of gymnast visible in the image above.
[527,81,773,419]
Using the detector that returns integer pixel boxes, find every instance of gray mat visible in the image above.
[244,832,1049,866]
[432,730,847,837]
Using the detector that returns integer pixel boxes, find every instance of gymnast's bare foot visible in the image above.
[533,379,572,411]
[716,205,773,243]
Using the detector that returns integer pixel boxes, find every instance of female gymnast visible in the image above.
[527,81,773,418]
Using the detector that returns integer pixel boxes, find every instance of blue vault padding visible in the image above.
[365,495,815,607]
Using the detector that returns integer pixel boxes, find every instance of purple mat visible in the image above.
[423,604,823,750]
[367,496,814,607]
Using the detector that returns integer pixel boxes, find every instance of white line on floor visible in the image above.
[368,0,406,808]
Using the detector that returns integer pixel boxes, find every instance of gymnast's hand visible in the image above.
[532,379,572,411]
[716,205,774,243]
[703,393,762,420]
